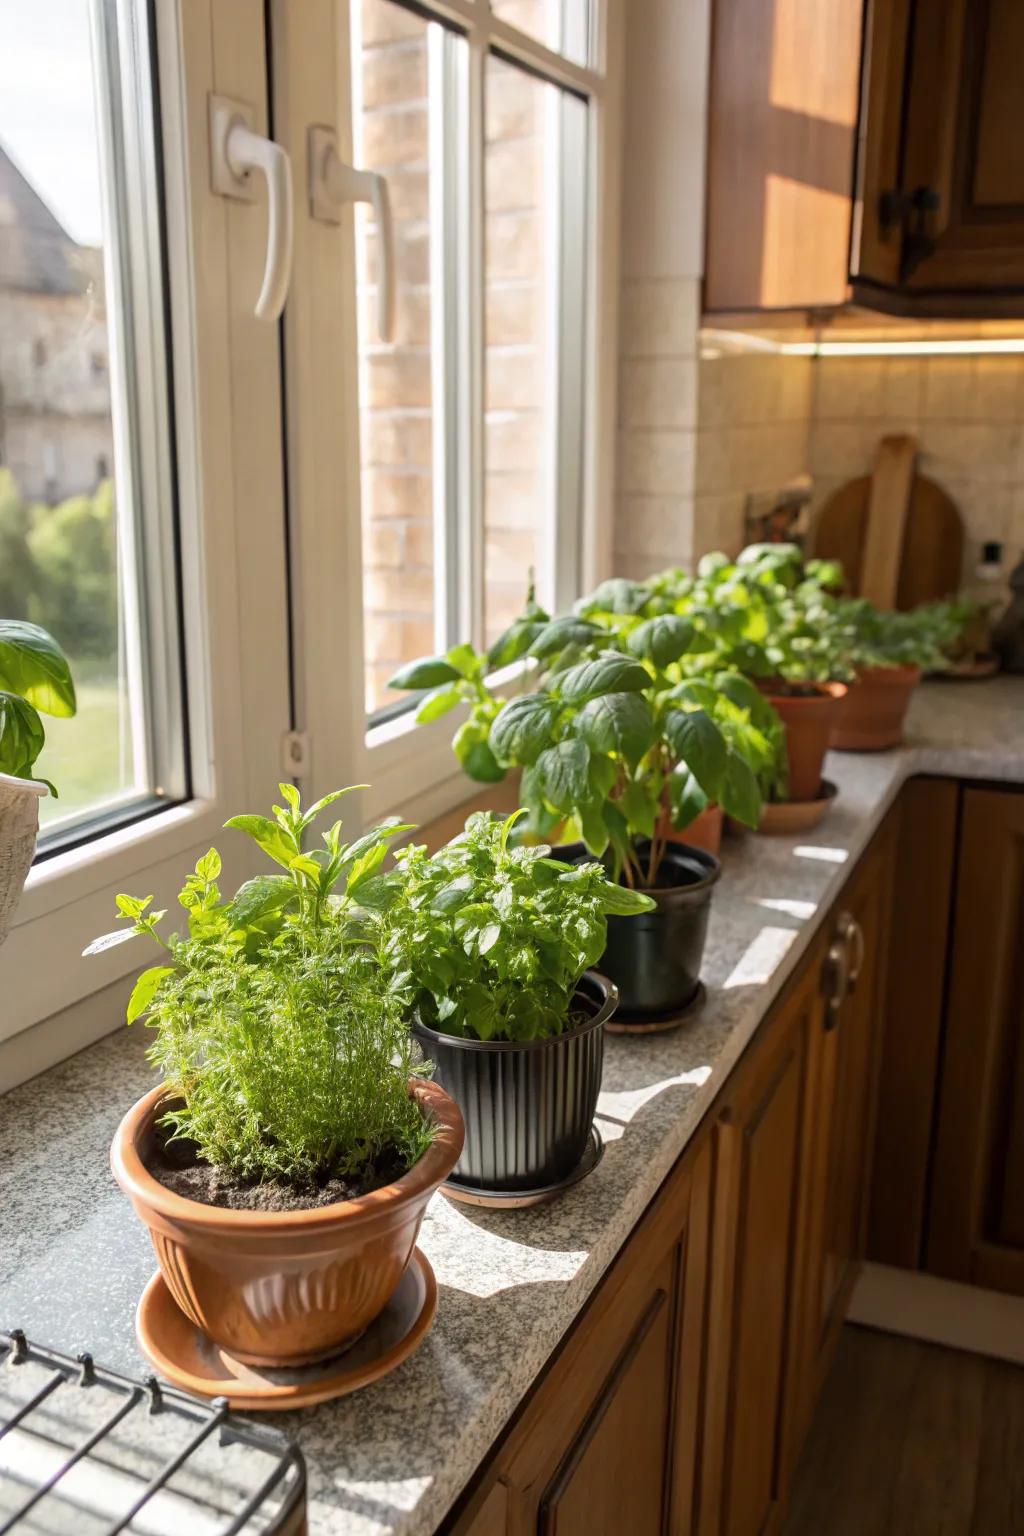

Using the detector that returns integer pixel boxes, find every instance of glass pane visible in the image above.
[0,0,179,835]
[490,0,592,67]
[484,55,588,646]
[354,0,446,718]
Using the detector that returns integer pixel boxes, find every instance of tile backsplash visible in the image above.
[615,327,1024,606]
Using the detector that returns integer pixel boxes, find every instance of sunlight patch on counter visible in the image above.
[598,1066,713,1137]
[723,924,799,988]
[755,896,816,920]
[792,844,849,864]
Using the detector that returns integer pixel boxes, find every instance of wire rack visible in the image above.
[0,1330,306,1535]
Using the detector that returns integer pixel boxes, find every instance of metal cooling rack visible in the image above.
[0,1330,306,1535]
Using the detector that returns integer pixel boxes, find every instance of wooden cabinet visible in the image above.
[451,1140,713,1536]
[453,817,896,1536]
[927,788,1024,1296]
[791,821,894,1430]
[699,950,822,1536]
[705,0,1024,317]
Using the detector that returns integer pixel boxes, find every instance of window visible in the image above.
[0,0,185,847]
[349,0,598,722]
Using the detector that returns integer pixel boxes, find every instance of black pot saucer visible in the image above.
[605,980,707,1035]
[442,1125,604,1210]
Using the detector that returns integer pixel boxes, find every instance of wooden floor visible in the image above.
[782,1326,1024,1536]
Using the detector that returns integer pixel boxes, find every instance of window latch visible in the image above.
[209,95,294,322]
[307,125,395,343]
[280,730,311,781]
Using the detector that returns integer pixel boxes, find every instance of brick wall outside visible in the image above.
[356,0,550,713]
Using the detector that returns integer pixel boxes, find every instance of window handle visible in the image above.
[307,125,395,343]
[209,95,294,322]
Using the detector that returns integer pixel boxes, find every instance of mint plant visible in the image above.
[385,810,654,1042]
[0,619,76,793]
[85,787,430,1191]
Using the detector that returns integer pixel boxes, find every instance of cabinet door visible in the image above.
[928,789,1024,1296]
[451,1141,713,1536]
[539,1256,676,1536]
[699,964,818,1536]
[855,0,1024,307]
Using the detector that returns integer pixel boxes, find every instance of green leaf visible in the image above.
[195,848,222,882]
[579,800,610,857]
[126,965,175,1024]
[535,738,592,813]
[557,652,650,705]
[600,884,657,916]
[664,708,728,800]
[82,926,140,957]
[720,749,763,829]
[415,684,463,724]
[486,619,547,668]
[526,617,603,660]
[346,839,390,892]
[388,654,462,690]
[588,753,618,799]
[453,720,506,783]
[619,778,658,840]
[667,766,709,831]
[0,621,76,717]
[300,785,364,826]
[576,577,650,616]
[576,691,656,768]
[0,691,45,780]
[489,695,559,766]
[628,614,695,668]
[224,814,297,868]
[445,642,480,679]
[228,874,294,927]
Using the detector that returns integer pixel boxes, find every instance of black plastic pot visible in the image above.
[411,971,617,1193]
[558,839,721,1020]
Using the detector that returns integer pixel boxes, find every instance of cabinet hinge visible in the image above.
[280,729,311,780]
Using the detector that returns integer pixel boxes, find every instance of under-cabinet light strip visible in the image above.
[700,329,1024,359]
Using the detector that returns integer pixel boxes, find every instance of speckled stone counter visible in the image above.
[3,677,1022,1535]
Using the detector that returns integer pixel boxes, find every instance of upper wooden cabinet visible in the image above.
[704,0,1024,317]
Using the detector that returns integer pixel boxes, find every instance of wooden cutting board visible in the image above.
[812,435,963,608]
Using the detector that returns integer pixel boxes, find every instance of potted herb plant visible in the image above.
[688,545,853,803]
[831,598,957,750]
[385,810,652,1194]
[0,620,76,946]
[392,619,776,1017]
[94,786,464,1368]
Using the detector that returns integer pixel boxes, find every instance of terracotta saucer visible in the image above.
[136,1248,436,1411]
[755,778,838,836]
[443,1125,604,1210]
[932,653,1000,681]
[606,981,708,1035]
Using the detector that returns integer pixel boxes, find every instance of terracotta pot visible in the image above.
[831,664,920,751]
[0,772,47,949]
[658,801,724,857]
[760,681,848,802]
[111,1078,464,1367]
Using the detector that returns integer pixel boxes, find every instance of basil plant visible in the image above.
[0,620,76,794]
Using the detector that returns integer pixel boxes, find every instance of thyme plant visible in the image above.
[87,786,432,1191]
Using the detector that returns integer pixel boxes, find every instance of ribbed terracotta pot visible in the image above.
[658,801,724,856]
[411,971,616,1193]
[760,681,848,802]
[111,1079,464,1367]
[831,664,920,751]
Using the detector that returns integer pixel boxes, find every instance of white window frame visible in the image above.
[276,0,624,830]
[4,0,293,1055]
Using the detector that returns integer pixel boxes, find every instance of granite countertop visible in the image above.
[2,677,1022,1536]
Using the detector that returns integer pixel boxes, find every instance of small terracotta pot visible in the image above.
[831,664,920,751]
[760,681,848,802]
[111,1079,464,1367]
[657,801,724,857]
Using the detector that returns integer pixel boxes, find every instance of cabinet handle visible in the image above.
[845,915,865,996]
[209,96,294,322]
[823,909,856,1029]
